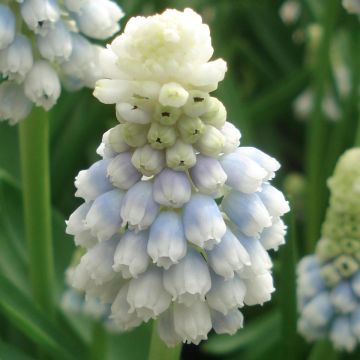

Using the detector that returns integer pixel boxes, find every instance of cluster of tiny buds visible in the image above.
[0,0,123,124]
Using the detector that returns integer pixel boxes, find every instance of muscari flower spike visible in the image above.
[343,0,360,14]
[297,148,360,352]
[0,0,124,124]
[66,8,290,346]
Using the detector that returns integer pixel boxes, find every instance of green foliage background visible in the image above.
[1,0,360,359]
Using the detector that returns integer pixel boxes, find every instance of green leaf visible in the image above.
[0,339,35,360]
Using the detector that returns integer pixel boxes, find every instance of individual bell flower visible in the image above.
[201,97,227,128]
[297,148,360,352]
[194,125,225,157]
[165,139,196,170]
[147,122,177,149]
[0,5,16,50]
[259,218,287,251]
[131,144,165,176]
[220,122,241,154]
[159,82,189,108]
[211,309,244,336]
[243,272,275,306]
[116,103,151,125]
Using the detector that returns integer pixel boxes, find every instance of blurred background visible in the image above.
[1,0,359,359]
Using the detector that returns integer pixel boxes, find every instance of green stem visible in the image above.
[89,322,107,360]
[304,0,339,253]
[308,340,337,360]
[19,107,55,317]
[148,320,182,360]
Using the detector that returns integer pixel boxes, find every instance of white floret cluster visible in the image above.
[66,8,290,346]
[0,0,123,124]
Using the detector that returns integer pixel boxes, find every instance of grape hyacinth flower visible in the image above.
[0,0,124,124]
[67,8,290,346]
[343,0,360,14]
[297,148,360,352]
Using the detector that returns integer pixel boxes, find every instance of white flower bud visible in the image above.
[157,310,182,347]
[259,218,287,251]
[121,123,149,148]
[0,35,33,82]
[85,189,124,242]
[107,152,142,190]
[20,0,60,35]
[166,139,196,170]
[195,125,225,157]
[73,0,124,40]
[190,155,227,195]
[113,230,150,278]
[220,122,241,153]
[183,194,226,249]
[24,60,61,110]
[37,20,72,63]
[220,152,267,194]
[243,272,275,306]
[147,122,177,149]
[159,82,189,108]
[75,159,113,201]
[211,309,244,335]
[258,183,290,218]
[190,58,227,88]
[120,181,159,232]
[207,228,251,280]
[131,144,165,176]
[65,202,98,248]
[154,104,181,126]
[64,0,87,12]
[153,168,191,208]
[222,191,272,237]
[163,249,210,305]
[148,211,187,269]
[173,301,212,345]
[116,103,151,124]
[107,125,131,153]
[0,5,16,50]
[183,90,210,117]
[207,273,246,314]
[177,115,205,144]
[0,82,32,124]
[201,97,227,128]
[127,267,171,321]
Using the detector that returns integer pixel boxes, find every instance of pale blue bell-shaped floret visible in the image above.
[206,272,246,315]
[183,193,226,249]
[259,218,287,251]
[111,283,143,330]
[258,183,290,218]
[85,189,124,242]
[157,309,182,347]
[302,292,334,327]
[113,230,150,278]
[24,60,61,110]
[329,281,358,314]
[37,20,72,63]
[297,317,326,341]
[65,202,98,248]
[190,155,227,195]
[220,122,241,154]
[20,0,60,35]
[78,237,118,285]
[73,0,124,40]
[211,309,244,335]
[243,272,275,306]
[107,152,142,190]
[0,35,33,82]
[206,228,251,280]
[131,144,165,176]
[222,191,272,237]
[220,152,267,194]
[173,300,212,345]
[127,267,172,321]
[351,308,360,338]
[75,159,113,201]
[120,181,159,232]
[330,316,357,352]
[116,103,151,124]
[163,249,211,306]
[0,82,32,125]
[236,147,280,181]
[148,211,187,269]
[153,168,191,208]
[0,5,15,50]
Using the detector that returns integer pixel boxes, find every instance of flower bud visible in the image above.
[183,90,210,117]
[158,82,189,108]
[148,211,187,269]
[153,168,191,208]
[166,139,196,170]
[177,115,205,144]
[0,35,33,82]
[195,124,225,156]
[154,104,181,126]
[220,122,241,153]
[24,60,61,110]
[183,194,226,249]
[131,144,165,176]
[201,97,227,128]
[116,103,151,124]
[0,5,16,50]
[120,123,149,148]
[107,125,131,153]
[211,309,244,335]
[147,122,177,149]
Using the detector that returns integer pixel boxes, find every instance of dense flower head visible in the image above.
[297,148,360,352]
[343,0,360,14]
[0,0,124,124]
[67,8,290,346]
